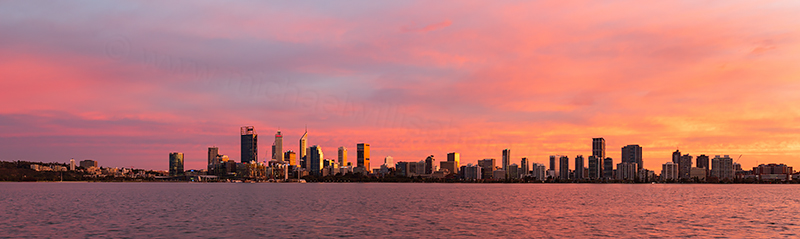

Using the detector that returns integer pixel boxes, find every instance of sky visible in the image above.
[1,1,800,171]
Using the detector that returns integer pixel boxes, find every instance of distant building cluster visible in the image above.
[26,158,164,179]
[158,127,796,183]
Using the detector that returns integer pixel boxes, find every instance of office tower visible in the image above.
[621,145,643,170]
[672,150,681,164]
[603,157,613,179]
[308,145,323,176]
[208,147,219,171]
[549,155,557,171]
[357,143,370,172]
[284,151,296,166]
[559,155,569,179]
[169,152,184,176]
[711,155,734,180]
[532,163,547,180]
[338,147,347,167]
[240,126,258,164]
[395,162,409,177]
[478,158,495,179]
[508,164,520,179]
[79,160,97,168]
[274,130,283,163]
[502,149,511,171]
[588,156,598,179]
[299,128,307,167]
[521,157,529,176]
[696,154,710,169]
[616,162,637,180]
[679,154,693,179]
[447,152,460,173]
[574,155,584,179]
[440,161,456,174]
[384,156,393,166]
[424,155,435,174]
[592,138,606,160]
[661,162,678,181]
[463,164,482,180]
[69,158,75,171]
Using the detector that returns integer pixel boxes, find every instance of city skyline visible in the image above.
[3,1,800,170]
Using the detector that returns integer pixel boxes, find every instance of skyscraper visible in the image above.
[621,144,643,170]
[299,128,307,167]
[502,149,511,172]
[559,155,569,179]
[424,155,435,174]
[240,126,258,164]
[574,155,584,179]
[447,152,460,174]
[357,143,370,172]
[679,154,693,179]
[169,152,184,177]
[603,157,613,179]
[520,157,529,176]
[284,150,296,166]
[592,138,606,160]
[588,156,599,179]
[662,162,679,181]
[69,158,75,171]
[478,158,495,180]
[338,147,347,167]
[711,155,734,180]
[549,155,557,171]
[274,130,284,163]
[696,154,710,169]
[672,149,681,164]
[208,146,219,171]
[308,145,323,176]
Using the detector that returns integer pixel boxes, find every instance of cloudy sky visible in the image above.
[2,1,800,170]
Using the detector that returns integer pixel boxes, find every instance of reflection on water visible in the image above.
[0,183,797,238]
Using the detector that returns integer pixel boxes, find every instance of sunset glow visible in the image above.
[2,1,800,170]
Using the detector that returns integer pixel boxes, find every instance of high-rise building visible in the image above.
[696,154,710,169]
[574,155,584,179]
[169,152,184,177]
[672,150,681,164]
[621,145,643,171]
[357,143,370,172]
[299,128,308,167]
[384,156,393,167]
[508,164,520,179]
[661,162,678,181]
[338,147,347,167]
[679,154,693,179]
[549,155,557,171]
[502,149,511,172]
[521,157,529,176]
[308,145,323,176]
[588,156,600,179]
[603,157,613,179]
[592,138,606,160]
[478,158,495,180]
[79,160,97,168]
[462,164,482,180]
[616,162,637,180]
[274,130,284,163]
[240,126,258,164]
[284,151,297,166]
[711,155,734,180]
[558,155,569,179]
[424,155,435,174]
[446,152,460,174]
[532,163,547,180]
[69,158,75,171]
[208,147,219,171]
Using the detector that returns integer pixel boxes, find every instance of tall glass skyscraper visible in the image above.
[169,152,184,176]
[357,143,370,172]
[274,130,283,163]
[592,138,605,160]
[240,126,257,164]
[621,144,643,170]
